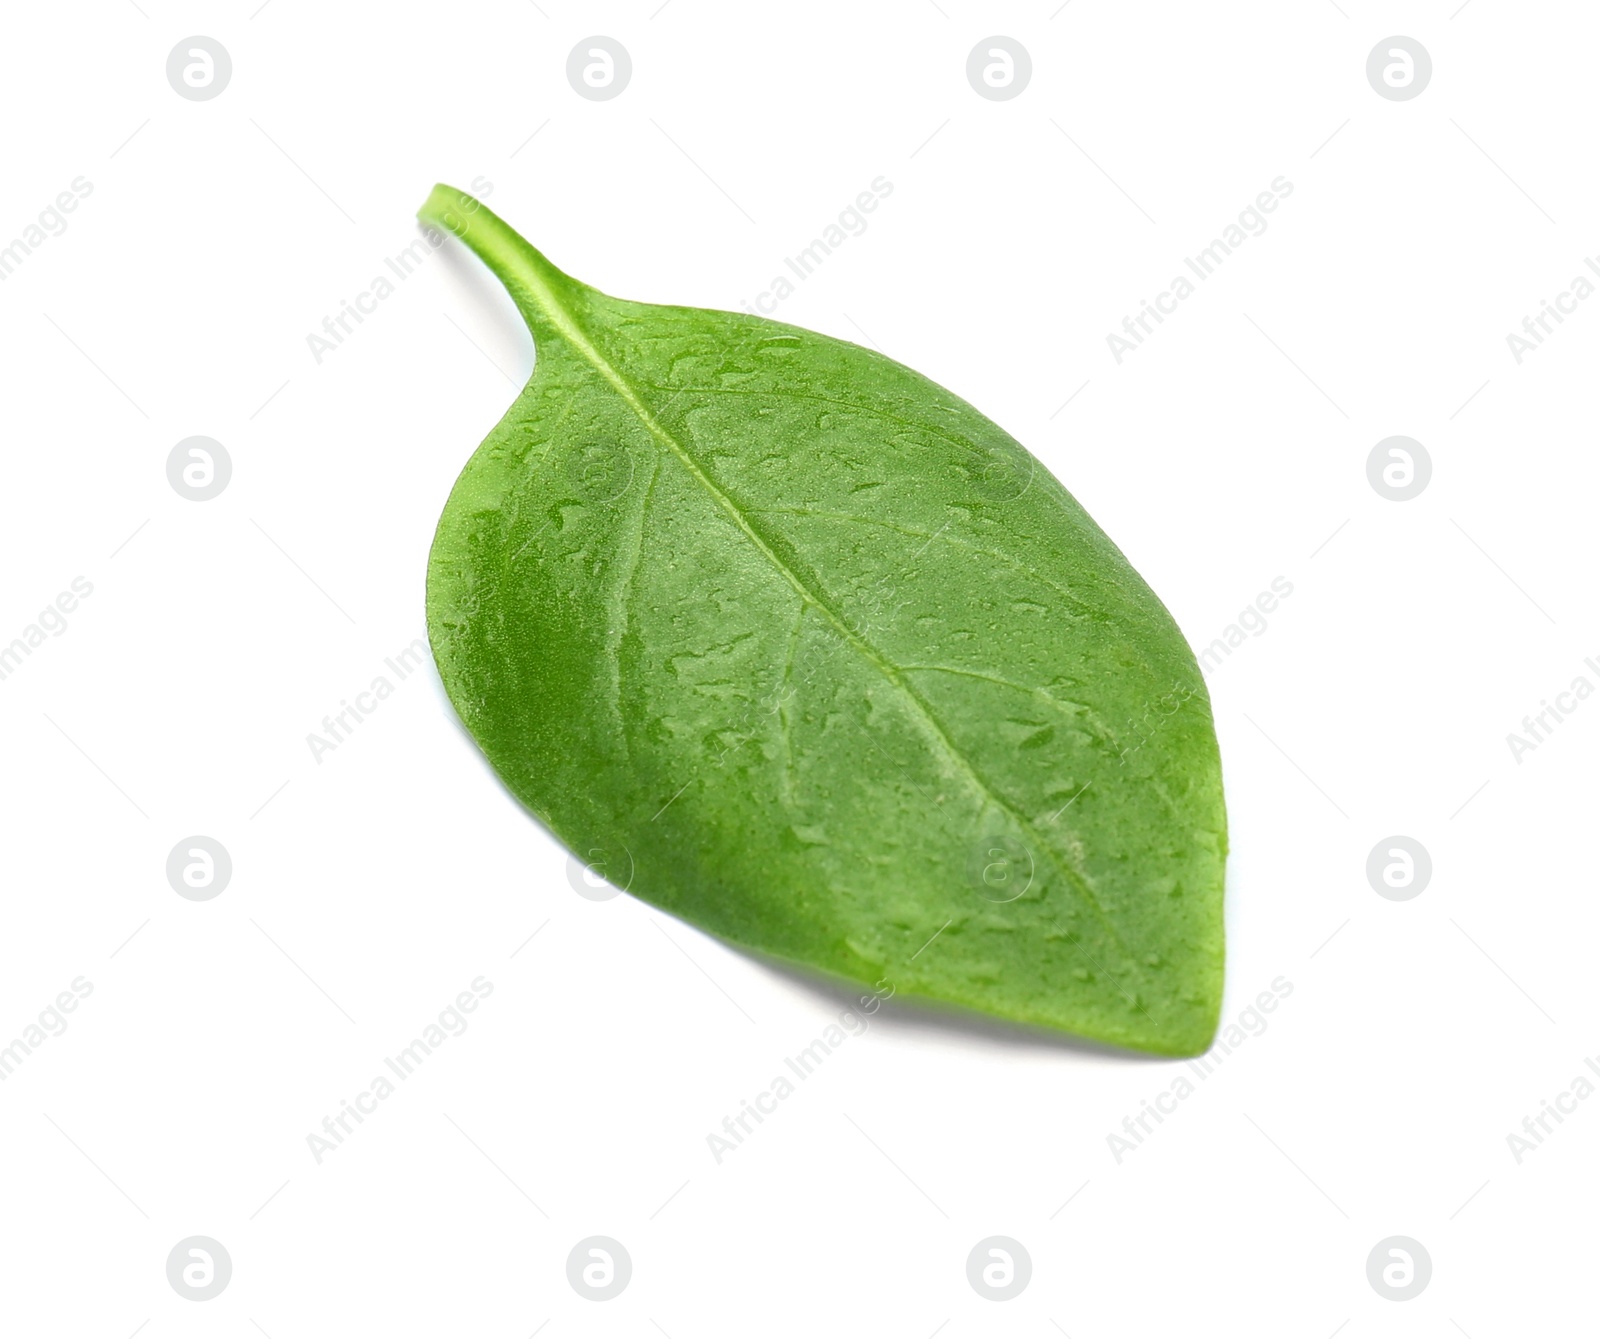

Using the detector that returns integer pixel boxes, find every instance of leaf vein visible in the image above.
[744,506,1104,622]
[517,284,1138,966]
[646,382,990,459]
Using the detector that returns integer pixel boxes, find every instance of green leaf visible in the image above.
[418,184,1227,1057]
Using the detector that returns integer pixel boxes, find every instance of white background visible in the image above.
[1,2,1595,1334]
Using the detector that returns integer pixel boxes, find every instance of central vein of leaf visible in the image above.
[510,258,1136,969]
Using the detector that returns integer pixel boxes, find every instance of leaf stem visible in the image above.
[417,183,579,339]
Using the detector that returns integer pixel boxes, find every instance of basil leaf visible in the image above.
[419,184,1226,1056]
